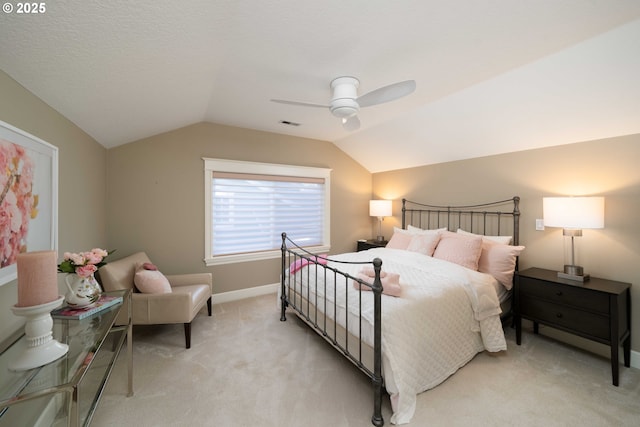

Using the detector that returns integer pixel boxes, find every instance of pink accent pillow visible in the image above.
[134,263,172,294]
[433,231,483,271]
[478,240,525,290]
[386,232,413,250]
[142,262,158,271]
[406,233,440,256]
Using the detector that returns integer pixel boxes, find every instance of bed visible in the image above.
[279,197,522,426]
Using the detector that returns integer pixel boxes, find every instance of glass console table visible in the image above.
[0,289,132,427]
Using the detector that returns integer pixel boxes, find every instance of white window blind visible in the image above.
[203,158,331,265]
[212,172,324,255]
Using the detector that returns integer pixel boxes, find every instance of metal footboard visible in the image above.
[280,233,384,427]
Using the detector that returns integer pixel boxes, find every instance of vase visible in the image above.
[64,273,102,308]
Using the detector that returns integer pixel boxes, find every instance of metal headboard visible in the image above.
[401,197,520,246]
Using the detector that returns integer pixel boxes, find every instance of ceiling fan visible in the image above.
[271,76,416,131]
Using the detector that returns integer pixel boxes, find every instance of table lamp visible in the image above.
[369,200,392,242]
[543,196,604,281]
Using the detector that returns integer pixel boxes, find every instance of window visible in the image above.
[203,158,331,265]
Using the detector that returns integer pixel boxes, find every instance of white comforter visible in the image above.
[286,247,507,424]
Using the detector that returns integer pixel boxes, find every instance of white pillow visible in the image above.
[407,225,447,235]
[392,226,413,235]
[456,228,512,245]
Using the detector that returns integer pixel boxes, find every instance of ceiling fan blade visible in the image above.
[357,80,416,108]
[342,115,360,131]
[270,99,329,109]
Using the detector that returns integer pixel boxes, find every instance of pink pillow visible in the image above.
[433,231,483,271]
[478,241,525,290]
[134,263,172,294]
[386,232,413,250]
[406,233,440,256]
[142,262,158,271]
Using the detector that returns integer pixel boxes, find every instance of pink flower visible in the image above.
[75,264,98,278]
[84,251,103,265]
[66,252,86,266]
[91,248,108,258]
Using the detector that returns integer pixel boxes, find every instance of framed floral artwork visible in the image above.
[0,120,58,286]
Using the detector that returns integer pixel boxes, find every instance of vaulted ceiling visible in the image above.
[2,1,640,172]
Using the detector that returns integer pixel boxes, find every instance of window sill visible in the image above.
[204,245,331,266]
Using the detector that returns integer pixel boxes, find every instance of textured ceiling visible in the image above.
[1,1,640,172]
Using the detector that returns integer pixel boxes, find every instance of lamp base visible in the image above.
[376,235,385,243]
[558,265,590,282]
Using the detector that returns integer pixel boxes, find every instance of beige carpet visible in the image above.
[92,294,640,427]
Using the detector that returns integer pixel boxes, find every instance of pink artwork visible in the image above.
[0,139,38,268]
[0,120,58,287]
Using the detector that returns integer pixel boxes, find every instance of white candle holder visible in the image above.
[9,296,69,371]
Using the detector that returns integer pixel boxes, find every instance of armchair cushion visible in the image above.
[165,273,213,289]
[131,285,211,324]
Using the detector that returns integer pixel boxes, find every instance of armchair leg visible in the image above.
[184,323,191,349]
[207,297,212,316]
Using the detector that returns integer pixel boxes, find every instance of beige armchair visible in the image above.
[98,252,212,349]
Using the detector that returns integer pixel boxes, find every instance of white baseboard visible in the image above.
[631,349,640,370]
[212,282,278,305]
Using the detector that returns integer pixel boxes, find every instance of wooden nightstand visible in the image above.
[514,267,631,386]
[357,239,387,251]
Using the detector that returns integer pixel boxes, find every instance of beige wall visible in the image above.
[0,70,107,342]
[373,135,640,353]
[105,122,372,294]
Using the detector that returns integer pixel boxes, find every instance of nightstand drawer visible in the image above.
[520,297,610,341]
[519,277,609,314]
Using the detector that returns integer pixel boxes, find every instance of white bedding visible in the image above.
[284,247,507,425]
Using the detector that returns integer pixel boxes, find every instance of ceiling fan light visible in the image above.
[330,97,359,118]
[331,106,358,118]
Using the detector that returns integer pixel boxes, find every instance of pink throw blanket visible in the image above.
[353,267,402,297]
[288,255,328,274]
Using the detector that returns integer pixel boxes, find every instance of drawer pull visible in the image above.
[555,291,563,296]
[556,312,563,318]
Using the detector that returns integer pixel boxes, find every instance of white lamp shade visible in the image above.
[543,197,604,229]
[369,200,392,217]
